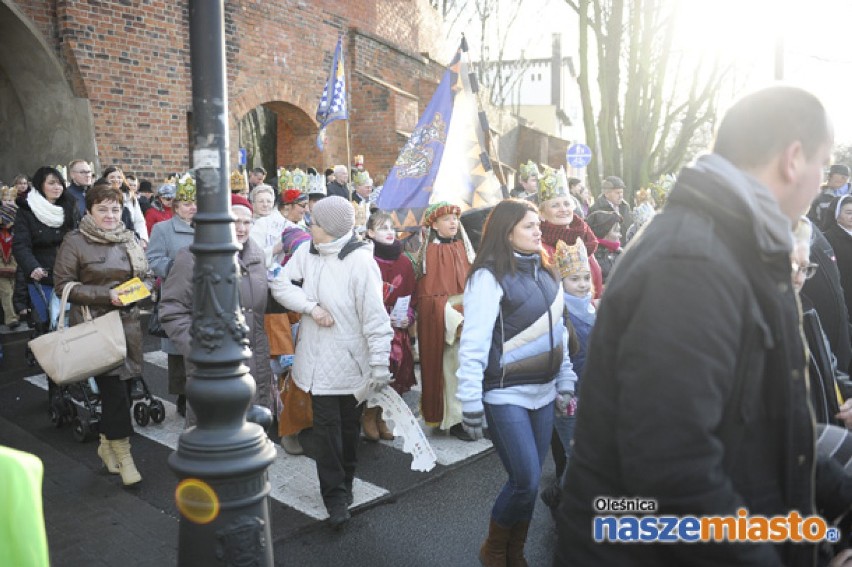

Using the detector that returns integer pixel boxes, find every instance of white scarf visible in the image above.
[27,189,65,228]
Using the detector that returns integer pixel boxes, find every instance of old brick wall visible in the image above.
[8,0,445,182]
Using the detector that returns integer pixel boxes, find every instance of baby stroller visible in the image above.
[32,283,165,442]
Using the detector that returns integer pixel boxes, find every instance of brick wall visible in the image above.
[8,0,446,182]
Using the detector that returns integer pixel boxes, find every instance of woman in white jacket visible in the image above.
[270,195,393,530]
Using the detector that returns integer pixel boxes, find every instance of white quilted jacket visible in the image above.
[270,234,393,395]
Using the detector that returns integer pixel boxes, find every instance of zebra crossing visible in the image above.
[22,348,493,521]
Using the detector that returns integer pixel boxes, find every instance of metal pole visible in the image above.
[169,1,276,565]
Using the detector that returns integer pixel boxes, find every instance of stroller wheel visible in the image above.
[149,400,166,424]
[71,417,91,443]
[49,399,64,428]
[133,402,150,426]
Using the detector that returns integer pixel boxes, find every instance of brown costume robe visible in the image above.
[416,238,470,426]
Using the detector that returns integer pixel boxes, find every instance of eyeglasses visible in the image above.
[792,262,818,279]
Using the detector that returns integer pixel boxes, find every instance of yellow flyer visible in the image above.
[114,277,151,305]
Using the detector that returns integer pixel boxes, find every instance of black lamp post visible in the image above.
[168,1,276,564]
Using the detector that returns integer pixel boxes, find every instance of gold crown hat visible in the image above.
[518,160,540,181]
[175,173,196,202]
[555,238,590,279]
[278,168,308,193]
[230,169,247,193]
[537,165,569,203]
[0,185,16,202]
[353,155,364,169]
[352,169,372,187]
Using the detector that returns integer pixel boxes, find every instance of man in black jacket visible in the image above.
[556,86,834,566]
[588,175,632,244]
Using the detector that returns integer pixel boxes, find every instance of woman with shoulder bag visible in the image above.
[53,181,153,487]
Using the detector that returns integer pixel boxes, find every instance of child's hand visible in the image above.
[836,399,852,430]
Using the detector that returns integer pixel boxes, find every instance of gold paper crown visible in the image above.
[518,160,540,181]
[555,238,590,279]
[0,185,16,201]
[353,155,364,168]
[537,165,568,203]
[175,173,196,202]
[230,170,247,192]
[352,170,372,186]
[278,168,308,192]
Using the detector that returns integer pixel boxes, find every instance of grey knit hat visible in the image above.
[312,195,354,238]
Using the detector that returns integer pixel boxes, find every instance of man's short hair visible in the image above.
[333,165,348,176]
[601,176,625,191]
[713,86,831,170]
[251,167,267,176]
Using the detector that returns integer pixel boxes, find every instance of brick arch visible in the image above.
[231,79,326,171]
[0,0,97,180]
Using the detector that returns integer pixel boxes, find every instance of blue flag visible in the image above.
[376,41,502,230]
[316,36,348,151]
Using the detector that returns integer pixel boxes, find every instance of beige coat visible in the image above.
[53,230,152,380]
[158,239,273,411]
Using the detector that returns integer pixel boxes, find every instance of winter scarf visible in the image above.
[27,190,65,228]
[78,214,149,277]
[371,238,403,261]
[541,218,599,254]
[564,291,596,327]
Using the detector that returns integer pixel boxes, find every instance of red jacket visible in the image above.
[145,205,173,236]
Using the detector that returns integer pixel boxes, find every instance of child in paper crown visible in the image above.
[540,237,598,516]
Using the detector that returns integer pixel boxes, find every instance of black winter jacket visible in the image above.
[557,155,816,567]
[12,194,79,288]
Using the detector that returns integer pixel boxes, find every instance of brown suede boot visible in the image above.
[361,406,380,442]
[376,408,394,440]
[506,521,530,567]
[479,519,511,567]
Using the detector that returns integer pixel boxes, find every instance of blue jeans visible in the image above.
[484,401,554,526]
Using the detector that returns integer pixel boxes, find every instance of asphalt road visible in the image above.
[0,324,560,566]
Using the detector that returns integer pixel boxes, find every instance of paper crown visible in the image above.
[352,170,372,186]
[278,168,308,192]
[519,160,540,181]
[353,155,364,169]
[230,169,247,192]
[55,165,67,182]
[0,185,17,202]
[175,173,196,202]
[555,238,590,279]
[537,165,569,203]
[307,170,326,195]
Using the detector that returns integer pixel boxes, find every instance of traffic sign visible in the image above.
[238,147,247,166]
[566,143,592,168]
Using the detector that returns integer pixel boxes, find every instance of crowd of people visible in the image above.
[7,84,852,565]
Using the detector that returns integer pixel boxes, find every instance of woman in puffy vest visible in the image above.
[456,198,577,566]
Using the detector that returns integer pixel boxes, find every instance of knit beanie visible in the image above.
[312,195,354,238]
[586,210,621,239]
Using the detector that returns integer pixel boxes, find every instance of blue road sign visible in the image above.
[566,143,592,168]
[238,148,247,166]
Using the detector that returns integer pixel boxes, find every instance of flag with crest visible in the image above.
[376,38,504,231]
[316,35,348,151]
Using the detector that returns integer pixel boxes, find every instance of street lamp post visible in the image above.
[168,1,277,565]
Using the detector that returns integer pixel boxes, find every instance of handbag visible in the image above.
[278,372,313,437]
[28,282,127,385]
[147,299,168,338]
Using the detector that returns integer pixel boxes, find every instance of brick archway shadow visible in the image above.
[0,0,97,180]
[232,81,324,171]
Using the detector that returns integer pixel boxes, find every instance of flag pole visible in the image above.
[344,31,353,200]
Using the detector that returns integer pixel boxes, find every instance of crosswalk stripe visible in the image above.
[24,374,387,520]
[143,349,493,466]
